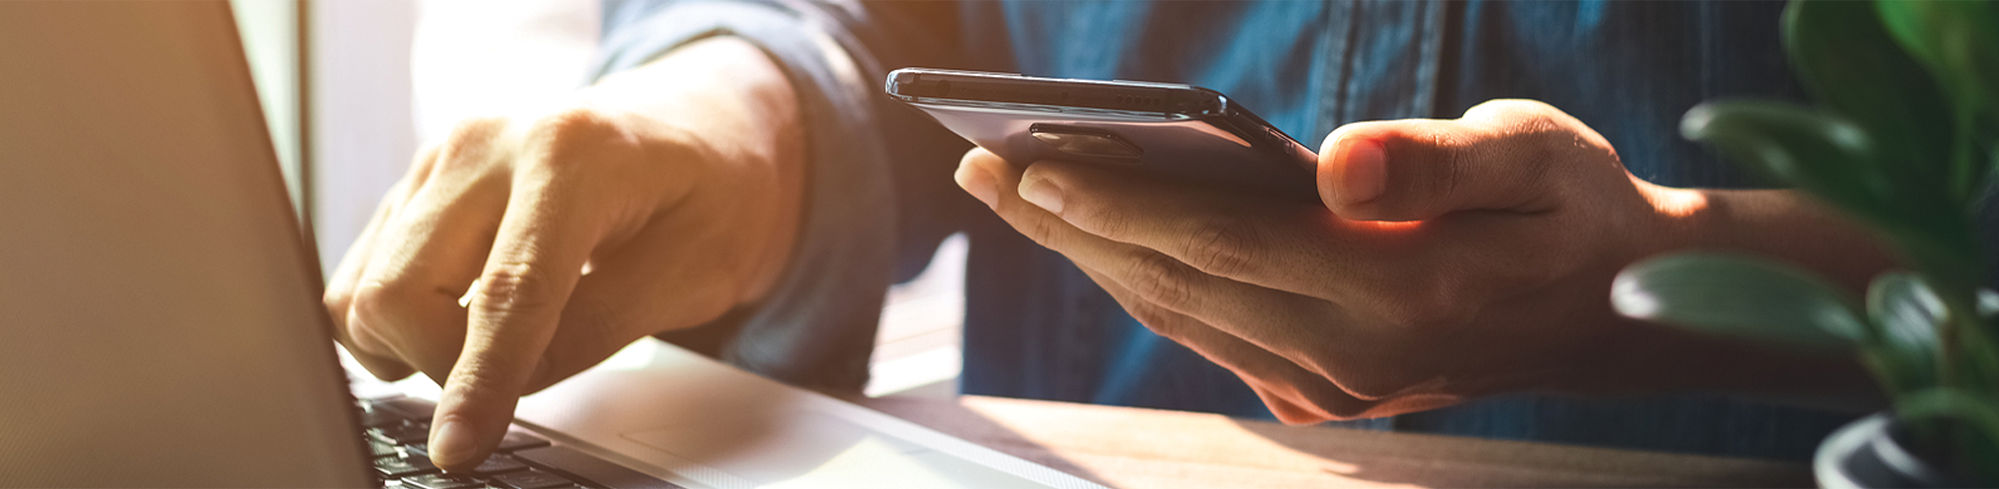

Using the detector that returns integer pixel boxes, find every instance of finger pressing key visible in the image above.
[427,175,602,471]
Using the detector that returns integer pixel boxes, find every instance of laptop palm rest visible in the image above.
[622,412,1037,488]
[507,339,1093,489]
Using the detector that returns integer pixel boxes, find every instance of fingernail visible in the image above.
[1019,174,1064,214]
[1336,139,1386,204]
[954,161,999,209]
[430,418,477,467]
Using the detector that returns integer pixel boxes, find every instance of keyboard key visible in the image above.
[512,445,684,489]
[490,469,577,489]
[377,397,438,421]
[367,438,399,458]
[357,396,403,411]
[360,406,407,428]
[464,454,529,475]
[400,473,486,489]
[496,430,551,452]
[374,454,441,477]
[371,424,431,445]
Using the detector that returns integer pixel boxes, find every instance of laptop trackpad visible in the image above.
[621,411,1047,488]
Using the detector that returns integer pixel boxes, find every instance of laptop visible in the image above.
[0,2,1104,488]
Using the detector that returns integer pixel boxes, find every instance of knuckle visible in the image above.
[1335,375,1413,402]
[528,107,614,138]
[1471,101,1587,158]
[1304,367,1427,415]
[523,107,633,167]
[1377,124,1475,219]
[1459,100,1569,151]
[441,117,508,154]
[1018,213,1067,250]
[1319,407,1371,421]
[447,116,509,141]
[349,278,425,330]
[1433,132,1475,211]
[1347,368,1448,405]
[1120,299,1187,339]
[1267,408,1315,426]
[1128,252,1198,308]
[338,309,398,359]
[471,262,565,319]
[1305,390,1377,420]
[428,118,508,175]
[343,322,398,362]
[1180,217,1259,277]
[1292,352,1397,403]
[1267,401,1330,426]
[323,287,355,321]
[408,144,445,177]
[1071,199,1135,238]
[1465,99,1556,124]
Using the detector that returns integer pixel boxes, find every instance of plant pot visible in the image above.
[1815,412,1965,488]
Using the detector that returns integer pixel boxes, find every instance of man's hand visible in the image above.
[956,99,1886,423]
[322,37,804,469]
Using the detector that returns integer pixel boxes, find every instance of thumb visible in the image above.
[1317,100,1574,221]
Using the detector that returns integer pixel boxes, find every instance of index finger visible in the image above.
[426,177,602,470]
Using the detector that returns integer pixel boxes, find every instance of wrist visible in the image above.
[1569,183,1895,408]
[580,36,808,308]
[1676,187,1899,290]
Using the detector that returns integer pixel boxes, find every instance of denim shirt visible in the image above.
[593,0,1858,460]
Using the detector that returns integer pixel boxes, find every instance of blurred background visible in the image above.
[232,0,963,400]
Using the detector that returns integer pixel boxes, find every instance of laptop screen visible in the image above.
[0,1,372,486]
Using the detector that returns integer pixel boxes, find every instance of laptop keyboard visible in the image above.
[357,396,683,489]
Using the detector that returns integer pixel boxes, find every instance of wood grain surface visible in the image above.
[858,395,1815,489]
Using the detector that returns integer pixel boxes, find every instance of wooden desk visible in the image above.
[858,395,1814,488]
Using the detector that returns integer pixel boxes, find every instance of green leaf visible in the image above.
[1612,252,1868,349]
[1876,0,1999,194]
[1894,387,1999,483]
[1877,0,1999,120]
[1682,101,1900,227]
[1867,272,1944,391]
[1681,101,1977,287]
[1960,314,1999,398]
[1871,0,1935,72]
[1887,0,1999,104]
[1869,273,1945,358]
[1954,295,1999,396]
[1783,0,1955,197]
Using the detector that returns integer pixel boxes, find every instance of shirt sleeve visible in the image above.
[584,0,971,391]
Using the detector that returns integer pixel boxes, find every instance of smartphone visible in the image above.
[885,68,1320,202]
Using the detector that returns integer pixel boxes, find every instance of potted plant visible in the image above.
[1608,0,1998,487]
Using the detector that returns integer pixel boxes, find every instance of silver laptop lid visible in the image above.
[0,1,371,486]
